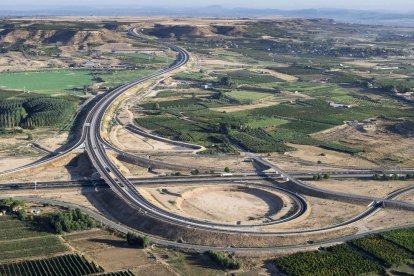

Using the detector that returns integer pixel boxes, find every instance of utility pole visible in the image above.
[34,180,37,191]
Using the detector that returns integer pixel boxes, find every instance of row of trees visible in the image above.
[0,97,77,129]
[373,173,413,181]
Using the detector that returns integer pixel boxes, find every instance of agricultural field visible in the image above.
[274,244,383,276]
[0,254,103,276]
[351,236,413,267]
[95,69,157,88]
[225,90,273,102]
[131,18,414,163]
[274,229,414,275]
[382,228,414,252]
[0,71,93,96]
[0,216,67,262]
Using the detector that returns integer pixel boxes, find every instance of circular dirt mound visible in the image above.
[176,186,284,225]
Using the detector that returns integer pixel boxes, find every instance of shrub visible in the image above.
[126,232,149,248]
[206,251,241,270]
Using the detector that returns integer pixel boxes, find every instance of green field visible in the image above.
[225,90,273,102]
[246,117,288,128]
[0,71,93,95]
[0,216,68,261]
[95,69,156,87]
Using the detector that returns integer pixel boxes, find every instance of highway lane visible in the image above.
[246,153,414,211]
[1,27,413,247]
[4,195,414,253]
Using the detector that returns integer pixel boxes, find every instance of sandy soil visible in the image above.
[0,52,66,72]
[354,209,414,233]
[0,187,100,213]
[114,127,190,153]
[308,180,413,198]
[268,156,359,172]
[396,191,414,204]
[0,152,91,183]
[343,60,379,68]
[282,144,378,169]
[259,69,298,81]
[210,92,311,113]
[199,58,245,68]
[0,155,39,172]
[36,132,69,151]
[65,229,175,275]
[273,196,367,230]
[151,154,255,172]
[140,185,292,225]
[313,119,414,167]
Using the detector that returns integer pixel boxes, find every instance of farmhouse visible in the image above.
[329,102,352,108]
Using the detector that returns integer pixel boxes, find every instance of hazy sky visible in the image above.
[3,0,414,12]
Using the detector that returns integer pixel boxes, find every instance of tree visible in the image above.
[27,133,34,141]
[224,167,230,173]
[323,174,330,179]
[126,232,148,248]
[220,76,232,87]
[191,169,200,175]
[153,102,160,110]
[16,209,27,221]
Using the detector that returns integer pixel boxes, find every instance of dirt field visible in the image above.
[151,154,255,172]
[0,152,93,183]
[36,132,69,151]
[396,190,414,204]
[64,229,176,275]
[139,185,293,225]
[259,69,298,81]
[113,127,191,153]
[210,91,311,113]
[354,209,414,233]
[313,119,414,167]
[0,155,39,172]
[307,179,413,198]
[282,143,378,169]
[0,187,101,213]
[257,196,365,232]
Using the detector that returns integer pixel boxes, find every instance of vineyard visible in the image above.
[229,128,294,153]
[0,254,103,276]
[0,216,68,261]
[275,229,414,275]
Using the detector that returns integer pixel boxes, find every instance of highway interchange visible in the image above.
[0,28,414,252]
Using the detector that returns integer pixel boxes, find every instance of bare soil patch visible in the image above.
[151,154,255,172]
[140,185,291,225]
[313,119,414,167]
[307,180,413,198]
[282,143,377,169]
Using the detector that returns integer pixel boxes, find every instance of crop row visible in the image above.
[275,230,414,275]
[0,236,67,261]
[0,254,103,276]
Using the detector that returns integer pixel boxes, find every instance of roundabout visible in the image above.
[138,184,305,227]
